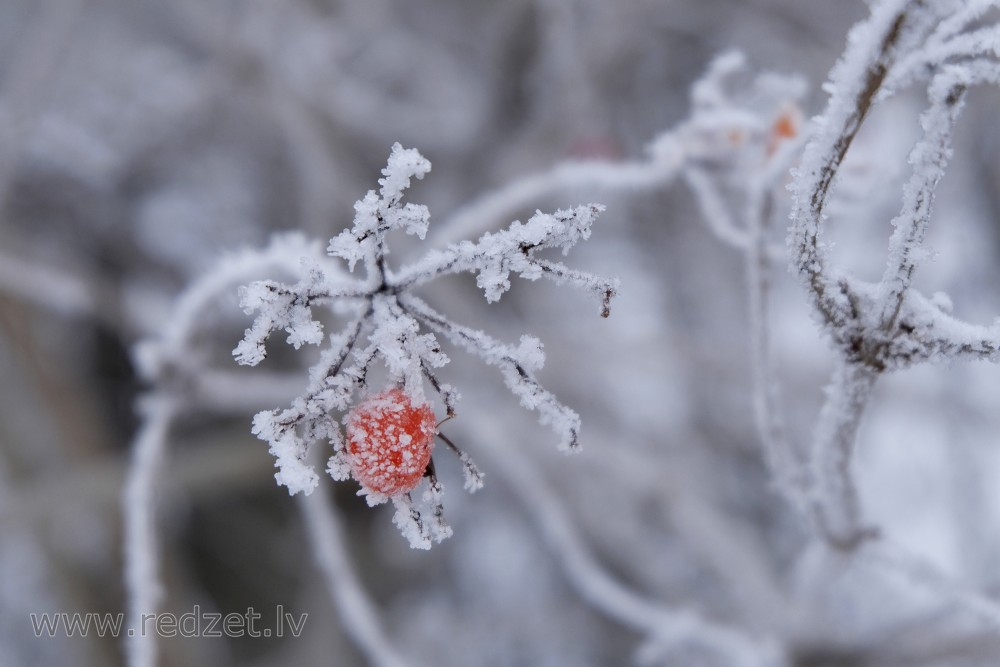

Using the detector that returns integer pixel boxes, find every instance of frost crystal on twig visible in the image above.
[234,143,617,548]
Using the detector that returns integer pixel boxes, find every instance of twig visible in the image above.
[475,421,779,667]
[123,395,176,667]
[298,450,414,667]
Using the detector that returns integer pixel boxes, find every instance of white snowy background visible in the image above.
[2,1,1000,666]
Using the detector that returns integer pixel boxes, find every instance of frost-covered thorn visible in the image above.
[437,431,484,493]
[601,286,615,318]
[419,359,459,418]
[392,494,430,550]
[422,466,453,542]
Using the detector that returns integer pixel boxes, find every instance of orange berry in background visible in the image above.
[773,112,798,140]
[767,105,801,156]
[345,388,436,496]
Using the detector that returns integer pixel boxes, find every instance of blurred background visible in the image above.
[3,0,1000,665]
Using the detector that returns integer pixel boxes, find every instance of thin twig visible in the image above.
[123,395,176,667]
[298,449,414,667]
[475,419,778,667]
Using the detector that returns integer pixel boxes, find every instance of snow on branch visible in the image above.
[787,0,1000,548]
[434,53,806,249]
[327,144,431,278]
[136,232,335,382]
[475,422,780,667]
[124,233,350,667]
[393,204,616,316]
[123,395,176,667]
[658,52,812,514]
[234,143,617,548]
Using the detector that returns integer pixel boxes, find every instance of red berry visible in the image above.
[345,388,436,495]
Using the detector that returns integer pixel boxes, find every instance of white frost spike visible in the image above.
[379,142,432,204]
[328,144,431,276]
[252,410,319,495]
[326,451,352,482]
[422,476,453,543]
[391,495,431,550]
[515,335,545,372]
[460,454,485,493]
[233,276,365,367]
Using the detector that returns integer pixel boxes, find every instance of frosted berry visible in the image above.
[345,388,437,495]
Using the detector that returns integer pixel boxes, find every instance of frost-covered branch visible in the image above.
[790,0,914,333]
[232,278,368,367]
[435,52,807,250]
[476,425,780,667]
[435,159,684,247]
[668,52,811,511]
[234,143,616,547]
[790,0,995,352]
[885,0,1000,92]
[787,0,1000,548]
[298,447,414,667]
[124,233,340,667]
[649,1,1000,558]
[807,361,880,548]
[123,395,176,667]
[862,539,1000,630]
[400,293,581,451]
[745,189,808,510]
[877,68,967,332]
[393,204,616,316]
[135,233,335,382]
[250,311,369,496]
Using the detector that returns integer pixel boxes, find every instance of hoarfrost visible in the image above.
[233,144,615,544]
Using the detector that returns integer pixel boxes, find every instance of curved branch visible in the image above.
[789,2,914,330]
[476,425,778,667]
[123,395,177,667]
[435,142,688,246]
